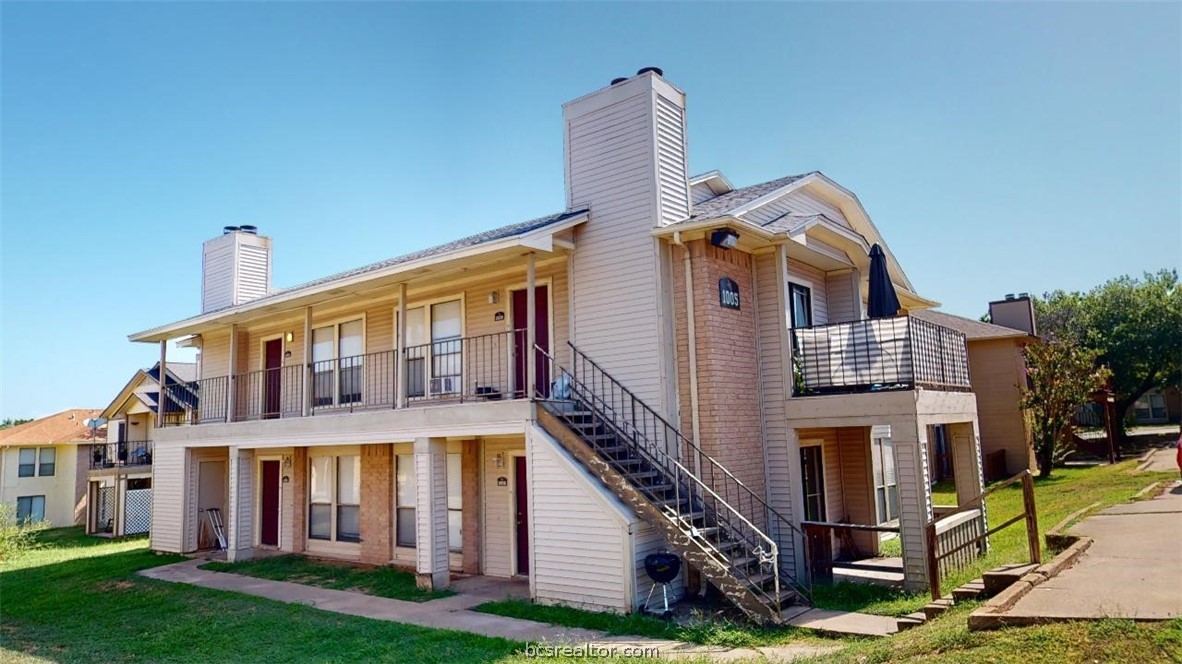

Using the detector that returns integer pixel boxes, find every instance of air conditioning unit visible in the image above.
[430,376,460,395]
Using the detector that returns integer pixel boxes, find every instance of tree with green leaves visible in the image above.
[1035,269,1181,435]
[1020,341,1110,477]
[0,418,32,430]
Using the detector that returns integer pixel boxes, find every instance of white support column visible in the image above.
[397,283,408,409]
[891,419,935,592]
[526,253,537,399]
[775,244,795,398]
[302,307,312,416]
[784,426,806,576]
[227,324,239,421]
[414,436,449,589]
[157,341,168,428]
[226,446,255,562]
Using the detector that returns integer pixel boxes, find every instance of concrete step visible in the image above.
[952,579,988,601]
[921,597,955,620]
[895,612,928,631]
[785,608,898,637]
[983,563,1038,595]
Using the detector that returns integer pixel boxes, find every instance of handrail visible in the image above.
[537,342,812,605]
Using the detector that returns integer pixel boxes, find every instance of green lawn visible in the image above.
[201,553,453,602]
[808,460,1177,616]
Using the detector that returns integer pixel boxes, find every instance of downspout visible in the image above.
[672,232,703,481]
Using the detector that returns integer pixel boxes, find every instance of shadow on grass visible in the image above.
[200,554,454,602]
[1,534,519,664]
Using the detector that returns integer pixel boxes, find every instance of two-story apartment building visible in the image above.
[130,69,986,623]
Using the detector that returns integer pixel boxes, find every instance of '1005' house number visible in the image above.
[719,277,740,310]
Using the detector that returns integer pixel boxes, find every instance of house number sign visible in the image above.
[719,277,741,310]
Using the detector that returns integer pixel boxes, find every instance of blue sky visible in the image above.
[2,2,1179,418]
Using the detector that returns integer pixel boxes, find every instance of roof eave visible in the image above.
[129,211,589,343]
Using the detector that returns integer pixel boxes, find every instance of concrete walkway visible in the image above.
[1140,446,1181,474]
[1002,481,1182,621]
[140,560,837,661]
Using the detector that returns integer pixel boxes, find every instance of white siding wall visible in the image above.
[742,189,852,229]
[201,237,236,314]
[151,443,186,552]
[631,523,685,610]
[237,244,270,303]
[482,437,524,578]
[527,425,632,612]
[755,251,798,573]
[825,270,860,324]
[691,182,717,204]
[227,447,254,559]
[201,231,272,314]
[565,74,687,414]
[787,259,829,325]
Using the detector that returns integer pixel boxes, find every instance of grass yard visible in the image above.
[808,460,1178,616]
[201,553,453,602]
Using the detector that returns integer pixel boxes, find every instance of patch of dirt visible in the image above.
[92,580,136,591]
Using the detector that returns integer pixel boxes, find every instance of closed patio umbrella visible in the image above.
[867,244,901,318]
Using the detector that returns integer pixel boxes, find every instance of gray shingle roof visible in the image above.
[689,172,815,220]
[205,209,588,314]
[911,309,1031,341]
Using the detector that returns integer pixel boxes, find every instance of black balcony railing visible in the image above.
[310,350,395,414]
[405,330,525,404]
[237,364,307,420]
[790,316,971,396]
[89,441,153,469]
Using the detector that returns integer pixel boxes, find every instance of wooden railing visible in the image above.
[925,469,1040,599]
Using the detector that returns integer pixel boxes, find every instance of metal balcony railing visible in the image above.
[89,441,153,469]
[790,316,971,396]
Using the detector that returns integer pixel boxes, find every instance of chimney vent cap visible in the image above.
[239,225,258,235]
[1018,292,1029,299]
[223,226,240,234]
[610,77,629,86]
[1005,293,1015,300]
[636,66,664,77]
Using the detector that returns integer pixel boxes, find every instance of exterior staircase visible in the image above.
[535,343,811,624]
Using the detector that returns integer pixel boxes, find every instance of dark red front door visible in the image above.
[514,456,529,575]
[264,339,282,418]
[511,286,549,398]
[260,460,280,547]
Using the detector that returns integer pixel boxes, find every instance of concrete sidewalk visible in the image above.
[1001,481,1182,622]
[140,560,837,661]
[1140,446,1181,475]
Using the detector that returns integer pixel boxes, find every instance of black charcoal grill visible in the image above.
[642,551,682,618]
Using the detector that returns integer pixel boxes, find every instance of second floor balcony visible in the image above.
[790,315,971,397]
[165,329,531,426]
[89,440,154,469]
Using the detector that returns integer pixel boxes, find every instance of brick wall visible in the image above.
[461,440,481,574]
[671,240,767,503]
[290,447,307,553]
[360,444,393,565]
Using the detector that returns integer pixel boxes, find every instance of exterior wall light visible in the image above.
[488,291,499,304]
[710,229,740,249]
[285,331,294,343]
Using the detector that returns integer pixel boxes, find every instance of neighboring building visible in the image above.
[127,70,985,621]
[912,309,1037,481]
[1131,386,1181,425]
[0,409,100,527]
[85,362,197,536]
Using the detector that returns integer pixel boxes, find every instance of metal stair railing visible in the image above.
[536,342,812,607]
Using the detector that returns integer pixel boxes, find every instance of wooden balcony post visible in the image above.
[157,340,167,428]
[526,253,536,399]
[227,324,238,421]
[926,521,941,600]
[397,283,407,409]
[302,307,312,417]
[1022,471,1041,565]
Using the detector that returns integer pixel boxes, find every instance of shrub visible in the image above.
[0,503,49,560]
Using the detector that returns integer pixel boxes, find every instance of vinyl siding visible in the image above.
[237,244,270,303]
[654,95,690,226]
[691,182,718,205]
[755,252,798,569]
[742,189,852,229]
[201,239,235,314]
[787,259,829,325]
[482,437,525,578]
[825,271,860,324]
[151,443,186,552]
[631,523,685,610]
[528,425,631,612]
[199,329,231,379]
[228,448,254,553]
[566,83,680,412]
[967,339,1036,474]
[837,427,876,552]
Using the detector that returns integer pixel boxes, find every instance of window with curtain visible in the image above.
[431,300,462,395]
[338,320,364,405]
[396,454,416,547]
[872,437,899,523]
[308,456,333,540]
[311,320,364,407]
[17,448,35,478]
[16,496,45,523]
[312,327,335,408]
[336,455,361,542]
[401,308,428,398]
[38,448,55,477]
[447,453,462,551]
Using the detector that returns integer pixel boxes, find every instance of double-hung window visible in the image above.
[17,448,54,478]
[16,495,45,523]
[872,436,899,524]
[308,455,360,543]
[401,299,462,399]
[312,319,364,407]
